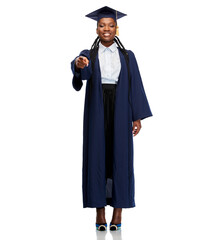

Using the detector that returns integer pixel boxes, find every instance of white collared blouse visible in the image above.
[98,42,121,84]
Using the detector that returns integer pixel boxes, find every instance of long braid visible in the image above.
[114,36,132,109]
[89,36,100,100]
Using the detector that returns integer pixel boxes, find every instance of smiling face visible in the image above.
[96,17,116,47]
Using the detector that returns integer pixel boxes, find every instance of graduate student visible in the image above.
[71,6,152,231]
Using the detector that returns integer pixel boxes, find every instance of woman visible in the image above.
[71,6,152,231]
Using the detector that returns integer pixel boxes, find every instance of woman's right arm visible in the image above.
[71,50,92,91]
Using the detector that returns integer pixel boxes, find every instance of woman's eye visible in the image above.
[98,24,115,28]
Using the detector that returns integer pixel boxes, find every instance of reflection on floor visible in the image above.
[96,229,122,240]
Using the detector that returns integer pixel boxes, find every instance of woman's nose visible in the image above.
[104,25,109,31]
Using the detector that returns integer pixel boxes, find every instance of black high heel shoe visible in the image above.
[110,222,121,231]
[96,223,107,231]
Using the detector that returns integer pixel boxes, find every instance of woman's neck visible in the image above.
[100,40,114,48]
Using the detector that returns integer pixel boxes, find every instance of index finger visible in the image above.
[78,56,84,61]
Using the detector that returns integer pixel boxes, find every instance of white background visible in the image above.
[0,0,218,239]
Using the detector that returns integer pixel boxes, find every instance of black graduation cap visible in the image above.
[85,6,127,22]
[85,6,127,35]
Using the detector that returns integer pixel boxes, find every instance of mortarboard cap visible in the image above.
[85,6,127,22]
[85,6,127,36]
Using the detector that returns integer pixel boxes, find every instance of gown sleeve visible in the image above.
[128,50,153,122]
[71,49,92,91]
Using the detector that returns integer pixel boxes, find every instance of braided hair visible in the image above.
[88,36,100,98]
[89,36,132,109]
[114,36,132,109]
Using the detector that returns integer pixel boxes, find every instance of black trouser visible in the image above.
[102,83,117,180]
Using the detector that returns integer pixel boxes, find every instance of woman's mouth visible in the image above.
[103,33,111,37]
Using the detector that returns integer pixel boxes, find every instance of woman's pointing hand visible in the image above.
[75,56,89,70]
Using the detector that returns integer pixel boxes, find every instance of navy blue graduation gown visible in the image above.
[71,48,152,208]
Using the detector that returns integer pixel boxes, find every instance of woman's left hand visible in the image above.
[132,119,142,137]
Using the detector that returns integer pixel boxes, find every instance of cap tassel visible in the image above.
[116,25,119,36]
[115,10,119,36]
